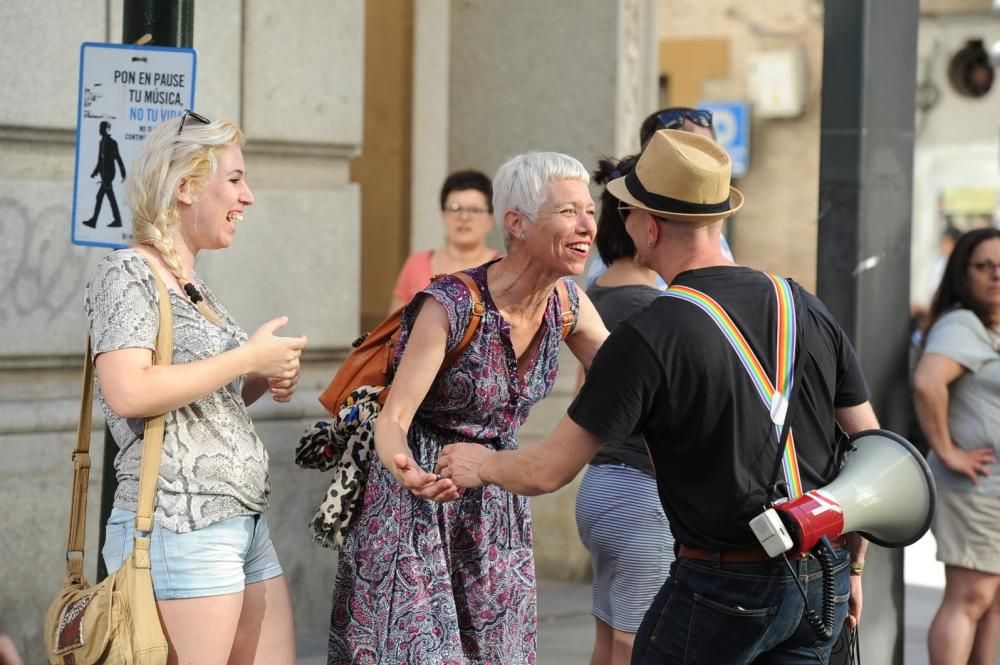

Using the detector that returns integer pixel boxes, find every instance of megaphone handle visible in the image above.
[817,535,835,560]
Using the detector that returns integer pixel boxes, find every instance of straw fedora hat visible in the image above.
[607,128,744,222]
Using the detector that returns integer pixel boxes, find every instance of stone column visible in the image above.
[818,1,919,663]
[410,0,451,253]
[446,0,659,580]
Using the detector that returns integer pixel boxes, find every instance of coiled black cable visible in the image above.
[803,540,836,642]
[780,536,838,643]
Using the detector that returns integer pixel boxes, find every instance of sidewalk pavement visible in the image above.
[297,532,997,664]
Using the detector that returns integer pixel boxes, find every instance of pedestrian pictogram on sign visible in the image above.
[72,42,197,248]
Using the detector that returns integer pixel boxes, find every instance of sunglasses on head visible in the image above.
[176,109,211,136]
[641,108,715,146]
[653,108,713,131]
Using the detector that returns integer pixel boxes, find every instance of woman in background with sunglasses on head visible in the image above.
[638,106,715,147]
[914,228,1000,665]
[586,107,733,288]
[85,112,306,665]
[388,169,500,312]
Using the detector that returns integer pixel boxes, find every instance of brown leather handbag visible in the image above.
[318,272,486,414]
[43,260,172,665]
[301,272,575,550]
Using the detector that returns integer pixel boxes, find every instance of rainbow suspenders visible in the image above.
[664,274,803,500]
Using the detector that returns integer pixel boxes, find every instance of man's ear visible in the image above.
[175,178,194,206]
[646,212,661,248]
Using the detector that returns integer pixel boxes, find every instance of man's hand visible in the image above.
[437,443,495,488]
[847,573,863,629]
[393,453,459,503]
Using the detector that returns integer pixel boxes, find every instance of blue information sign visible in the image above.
[699,101,750,178]
[72,42,197,248]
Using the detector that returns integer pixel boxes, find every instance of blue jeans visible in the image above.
[632,547,851,664]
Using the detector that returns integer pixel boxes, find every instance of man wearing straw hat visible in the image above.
[437,129,880,663]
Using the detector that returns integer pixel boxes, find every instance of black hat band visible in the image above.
[624,170,731,215]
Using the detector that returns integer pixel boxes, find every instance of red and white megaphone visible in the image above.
[751,429,937,557]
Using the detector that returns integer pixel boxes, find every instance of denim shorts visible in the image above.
[102,507,284,601]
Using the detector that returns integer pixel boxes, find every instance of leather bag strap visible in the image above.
[442,272,486,368]
[554,279,575,340]
[65,337,96,581]
[134,262,174,533]
[64,256,174,581]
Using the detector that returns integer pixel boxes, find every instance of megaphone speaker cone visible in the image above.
[774,429,936,554]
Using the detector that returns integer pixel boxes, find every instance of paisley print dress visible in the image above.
[328,262,579,664]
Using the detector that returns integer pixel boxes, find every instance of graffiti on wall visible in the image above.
[0,197,93,323]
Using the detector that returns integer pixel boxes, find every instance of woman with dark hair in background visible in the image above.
[914,228,1000,665]
[388,169,500,311]
[574,154,673,665]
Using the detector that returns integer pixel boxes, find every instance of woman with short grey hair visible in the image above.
[328,151,609,663]
[492,151,592,243]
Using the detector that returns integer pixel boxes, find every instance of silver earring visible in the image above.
[520,233,527,241]
[647,240,655,248]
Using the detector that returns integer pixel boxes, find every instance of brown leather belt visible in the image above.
[679,535,848,563]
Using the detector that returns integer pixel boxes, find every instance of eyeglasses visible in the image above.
[444,203,490,216]
[617,201,637,218]
[641,108,714,145]
[176,109,211,136]
[968,259,1000,275]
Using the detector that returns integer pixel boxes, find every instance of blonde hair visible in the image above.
[127,114,245,323]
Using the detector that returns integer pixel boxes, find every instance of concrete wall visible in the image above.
[659,0,826,289]
[0,1,363,662]
[446,0,659,581]
[911,15,1000,307]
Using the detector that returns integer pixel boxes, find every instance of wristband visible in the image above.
[850,561,865,576]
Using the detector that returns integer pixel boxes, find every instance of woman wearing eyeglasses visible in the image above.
[85,113,306,664]
[388,169,500,311]
[914,227,1000,665]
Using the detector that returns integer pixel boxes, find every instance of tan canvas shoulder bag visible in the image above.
[43,258,172,665]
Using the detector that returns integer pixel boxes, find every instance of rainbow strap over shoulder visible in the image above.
[664,274,803,499]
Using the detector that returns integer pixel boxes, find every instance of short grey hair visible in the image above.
[492,152,590,242]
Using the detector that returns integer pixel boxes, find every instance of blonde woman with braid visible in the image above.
[84,112,306,665]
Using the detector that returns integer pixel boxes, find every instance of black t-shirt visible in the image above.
[569,266,870,550]
[586,282,663,475]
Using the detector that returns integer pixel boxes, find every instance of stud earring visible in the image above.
[520,233,527,241]
[647,240,655,248]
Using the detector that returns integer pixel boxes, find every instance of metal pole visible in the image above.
[97,0,194,582]
[817,1,918,663]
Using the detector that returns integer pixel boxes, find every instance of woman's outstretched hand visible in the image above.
[393,453,460,503]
